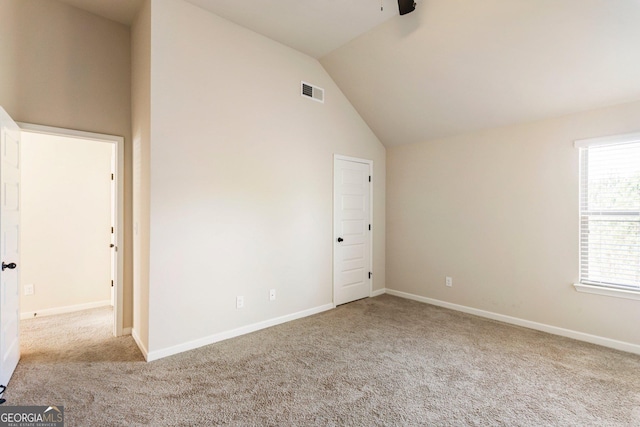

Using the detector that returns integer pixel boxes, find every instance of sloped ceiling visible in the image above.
[321,0,640,146]
[53,0,400,57]
[54,0,640,147]
[184,0,399,58]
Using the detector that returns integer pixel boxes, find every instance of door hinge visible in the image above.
[369,224,371,231]
[111,173,114,180]
[111,227,114,233]
[111,280,114,287]
[369,175,371,182]
[369,272,372,279]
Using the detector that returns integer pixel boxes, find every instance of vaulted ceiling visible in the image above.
[321,0,640,145]
[56,0,640,147]
[183,0,400,58]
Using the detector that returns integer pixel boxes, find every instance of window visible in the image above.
[575,133,640,298]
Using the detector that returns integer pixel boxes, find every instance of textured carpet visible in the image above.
[6,295,640,426]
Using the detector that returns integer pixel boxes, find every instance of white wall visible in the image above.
[0,0,133,328]
[131,0,151,352]
[20,132,112,316]
[141,0,386,356]
[386,100,640,347]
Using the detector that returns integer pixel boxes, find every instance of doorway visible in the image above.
[18,123,124,337]
[333,155,373,306]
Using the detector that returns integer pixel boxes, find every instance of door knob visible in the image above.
[2,262,16,271]
[337,237,344,242]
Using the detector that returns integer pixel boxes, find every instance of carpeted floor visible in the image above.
[6,295,640,426]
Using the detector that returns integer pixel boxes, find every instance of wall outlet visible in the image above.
[445,277,453,287]
[236,296,244,309]
[24,284,34,296]
[269,289,276,301]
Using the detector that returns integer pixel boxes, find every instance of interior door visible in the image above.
[0,107,21,387]
[334,157,371,305]
[110,144,116,306]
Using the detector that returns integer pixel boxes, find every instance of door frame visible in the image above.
[17,122,125,337]
[333,154,373,306]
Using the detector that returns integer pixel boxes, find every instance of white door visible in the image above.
[0,107,21,387]
[333,157,371,305]
[110,145,116,306]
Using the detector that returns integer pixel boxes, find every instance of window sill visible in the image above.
[573,283,640,301]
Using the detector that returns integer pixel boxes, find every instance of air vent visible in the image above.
[301,81,324,103]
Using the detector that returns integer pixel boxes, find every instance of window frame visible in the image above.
[573,132,640,300]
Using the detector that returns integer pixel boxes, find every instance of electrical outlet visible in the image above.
[236,296,244,309]
[269,289,276,301]
[24,284,34,296]
[445,277,453,287]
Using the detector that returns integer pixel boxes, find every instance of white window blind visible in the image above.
[577,135,640,291]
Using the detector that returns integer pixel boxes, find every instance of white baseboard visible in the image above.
[146,303,335,362]
[385,288,640,356]
[20,300,112,320]
[371,288,386,297]
[131,328,149,361]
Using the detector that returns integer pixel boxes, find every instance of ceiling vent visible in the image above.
[301,81,324,103]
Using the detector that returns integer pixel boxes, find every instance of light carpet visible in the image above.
[6,295,640,426]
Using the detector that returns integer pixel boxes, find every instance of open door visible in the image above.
[0,107,21,387]
[110,144,116,306]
